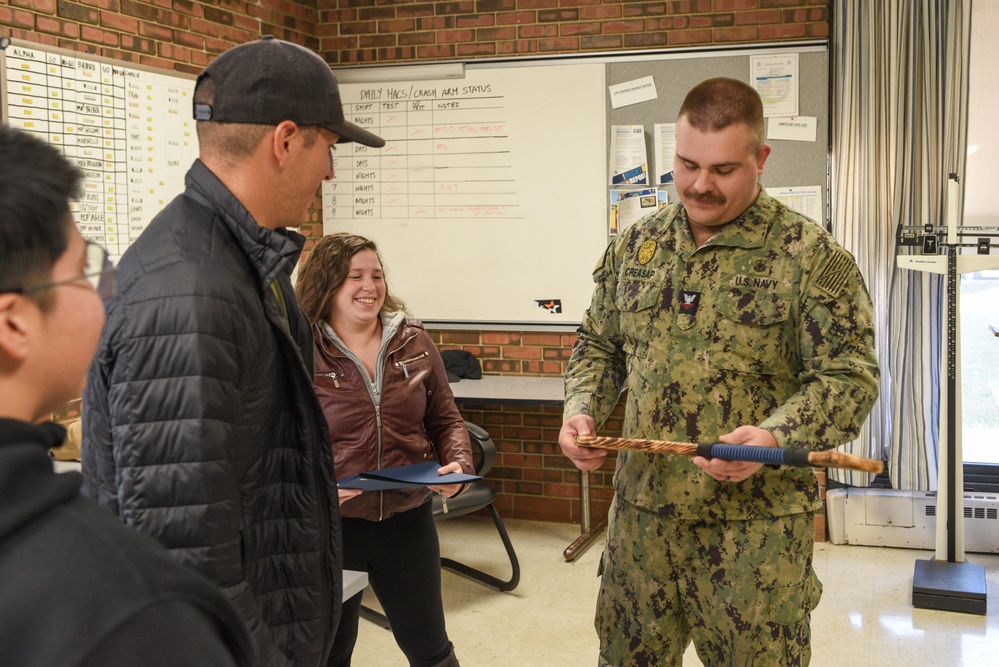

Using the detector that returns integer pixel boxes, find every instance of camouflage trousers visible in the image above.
[595,495,822,667]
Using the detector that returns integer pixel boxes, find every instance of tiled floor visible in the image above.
[351,516,999,666]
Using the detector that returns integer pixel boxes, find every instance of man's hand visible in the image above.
[558,414,607,471]
[691,425,776,483]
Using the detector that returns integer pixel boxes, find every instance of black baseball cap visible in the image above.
[193,35,385,148]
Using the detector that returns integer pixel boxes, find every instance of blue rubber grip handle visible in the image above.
[695,443,811,467]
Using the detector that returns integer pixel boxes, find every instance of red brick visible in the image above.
[623,2,668,16]
[397,3,436,18]
[580,34,622,49]
[14,0,55,11]
[119,0,157,21]
[560,21,601,36]
[713,26,759,42]
[457,14,495,28]
[36,16,81,38]
[759,24,807,40]
[477,26,517,41]
[359,35,396,49]
[140,20,173,41]
[81,24,118,46]
[171,0,203,18]
[601,19,644,33]
[496,11,537,26]
[120,34,157,56]
[437,28,475,42]
[418,16,454,30]
[497,39,537,54]
[476,0,516,10]
[338,20,378,35]
[625,31,668,48]
[158,41,192,62]
[100,47,139,63]
[735,10,779,25]
[481,332,518,345]
[173,30,206,49]
[518,0,559,8]
[667,28,712,45]
[441,331,481,345]
[378,18,416,33]
[544,483,579,498]
[580,5,623,20]
[539,8,577,22]
[503,346,542,360]
[399,31,437,46]
[512,494,570,522]
[58,1,99,23]
[538,36,579,52]
[377,46,417,60]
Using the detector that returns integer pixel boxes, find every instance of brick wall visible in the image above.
[317,0,830,64]
[14,0,833,537]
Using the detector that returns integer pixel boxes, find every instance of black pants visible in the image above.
[328,501,453,667]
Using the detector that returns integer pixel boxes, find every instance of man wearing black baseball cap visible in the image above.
[82,36,382,667]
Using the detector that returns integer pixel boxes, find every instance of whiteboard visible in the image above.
[322,63,608,327]
[1,40,198,262]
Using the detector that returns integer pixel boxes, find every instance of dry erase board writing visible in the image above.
[322,63,608,326]
[1,40,197,261]
[327,85,519,221]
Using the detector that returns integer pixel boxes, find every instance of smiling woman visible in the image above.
[295,232,472,667]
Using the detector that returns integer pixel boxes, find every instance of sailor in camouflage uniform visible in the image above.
[558,78,879,667]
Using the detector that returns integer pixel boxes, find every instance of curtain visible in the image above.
[829,0,970,489]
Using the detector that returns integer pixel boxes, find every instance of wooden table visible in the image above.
[450,375,606,561]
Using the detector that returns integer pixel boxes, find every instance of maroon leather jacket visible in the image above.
[312,314,473,521]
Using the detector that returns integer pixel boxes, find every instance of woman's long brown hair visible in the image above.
[295,232,406,324]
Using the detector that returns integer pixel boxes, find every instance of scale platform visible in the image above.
[912,559,987,615]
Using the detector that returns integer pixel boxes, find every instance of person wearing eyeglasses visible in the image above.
[79,37,385,667]
[0,125,254,666]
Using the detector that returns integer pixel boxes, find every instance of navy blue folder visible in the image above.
[337,461,481,491]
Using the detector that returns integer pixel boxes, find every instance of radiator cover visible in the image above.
[826,488,999,553]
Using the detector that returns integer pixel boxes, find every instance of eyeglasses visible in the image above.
[5,241,117,301]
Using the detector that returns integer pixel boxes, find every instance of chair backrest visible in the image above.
[465,421,496,476]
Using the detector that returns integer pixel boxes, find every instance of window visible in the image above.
[961,0,999,466]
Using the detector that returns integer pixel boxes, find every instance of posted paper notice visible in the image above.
[767,185,822,223]
[768,116,817,142]
[751,54,799,117]
[653,123,677,184]
[610,125,648,185]
[609,76,658,109]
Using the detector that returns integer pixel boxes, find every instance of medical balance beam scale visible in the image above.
[898,175,996,615]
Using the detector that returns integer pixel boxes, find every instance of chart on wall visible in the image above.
[322,62,607,326]
[1,40,197,261]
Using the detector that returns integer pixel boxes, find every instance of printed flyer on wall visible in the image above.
[609,125,649,185]
[609,188,668,235]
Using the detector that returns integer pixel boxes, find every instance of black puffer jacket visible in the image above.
[81,160,341,667]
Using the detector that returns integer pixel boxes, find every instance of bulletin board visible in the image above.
[323,43,829,328]
[0,38,198,261]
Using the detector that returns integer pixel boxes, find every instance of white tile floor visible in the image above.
[351,516,999,666]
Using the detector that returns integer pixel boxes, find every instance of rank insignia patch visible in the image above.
[637,240,657,265]
[679,290,701,314]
